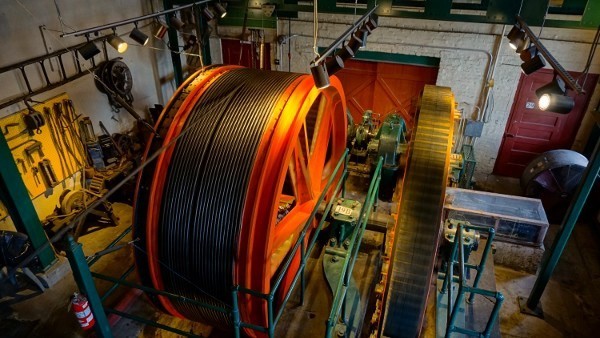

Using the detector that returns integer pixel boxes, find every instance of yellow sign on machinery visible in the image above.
[1,93,85,198]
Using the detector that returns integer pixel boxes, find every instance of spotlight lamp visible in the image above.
[365,14,378,31]
[347,33,363,53]
[336,44,355,61]
[214,2,227,18]
[310,63,330,89]
[154,21,169,39]
[202,6,215,21]
[325,55,344,76]
[108,34,128,53]
[170,15,185,30]
[78,38,100,60]
[520,46,546,75]
[358,28,369,49]
[507,24,526,50]
[129,27,149,46]
[535,74,575,114]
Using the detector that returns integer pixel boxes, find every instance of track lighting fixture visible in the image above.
[129,27,149,46]
[310,63,330,89]
[214,2,227,18]
[535,74,574,114]
[538,93,575,113]
[325,55,344,76]
[365,14,378,31]
[108,34,128,53]
[358,28,368,49]
[347,33,363,53]
[520,46,546,75]
[170,15,185,30]
[154,22,169,39]
[507,25,526,50]
[202,7,215,21]
[78,40,100,60]
[336,44,355,61]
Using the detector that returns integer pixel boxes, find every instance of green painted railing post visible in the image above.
[0,132,55,269]
[64,235,113,338]
[526,139,600,311]
[163,0,184,86]
[468,227,495,303]
[232,288,241,338]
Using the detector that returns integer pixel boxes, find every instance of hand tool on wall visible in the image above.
[44,106,72,179]
[31,167,41,186]
[2,123,20,135]
[38,159,58,188]
[23,99,45,135]
[9,139,37,152]
[24,140,44,165]
[16,158,27,173]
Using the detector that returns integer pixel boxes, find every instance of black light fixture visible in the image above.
[507,24,526,50]
[129,27,149,46]
[347,33,363,53]
[520,46,546,75]
[310,63,330,89]
[108,34,128,53]
[170,15,185,30]
[202,6,215,21]
[325,55,344,76]
[358,28,368,49]
[214,2,227,18]
[154,21,169,39]
[535,74,575,114]
[78,38,100,60]
[365,14,378,31]
[336,44,355,61]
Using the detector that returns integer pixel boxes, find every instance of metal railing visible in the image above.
[64,149,384,338]
[439,222,504,338]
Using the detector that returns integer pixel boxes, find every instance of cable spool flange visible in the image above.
[133,66,347,335]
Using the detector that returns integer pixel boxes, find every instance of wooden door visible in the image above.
[493,69,598,177]
[334,59,438,128]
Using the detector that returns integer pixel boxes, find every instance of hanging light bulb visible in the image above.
[108,34,128,53]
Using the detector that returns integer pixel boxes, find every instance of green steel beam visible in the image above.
[201,0,598,29]
[0,132,55,269]
[525,137,600,311]
[65,235,113,338]
[164,0,184,86]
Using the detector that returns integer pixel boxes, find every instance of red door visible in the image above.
[334,59,438,128]
[493,69,598,177]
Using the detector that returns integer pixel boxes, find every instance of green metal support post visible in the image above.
[0,132,55,269]
[164,0,184,86]
[64,235,113,338]
[522,138,600,314]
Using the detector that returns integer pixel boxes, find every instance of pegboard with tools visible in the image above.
[1,93,86,198]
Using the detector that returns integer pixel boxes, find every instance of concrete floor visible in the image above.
[2,200,600,337]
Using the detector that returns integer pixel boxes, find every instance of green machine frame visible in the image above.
[63,151,384,338]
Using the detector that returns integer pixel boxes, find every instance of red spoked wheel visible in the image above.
[133,66,347,336]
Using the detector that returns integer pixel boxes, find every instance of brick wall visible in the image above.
[218,13,599,189]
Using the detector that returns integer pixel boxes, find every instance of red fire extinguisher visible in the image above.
[71,292,95,330]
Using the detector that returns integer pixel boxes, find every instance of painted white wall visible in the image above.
[0,0,176,230]
[217,12,600,190]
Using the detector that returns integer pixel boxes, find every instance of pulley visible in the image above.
[133,66,347,335]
